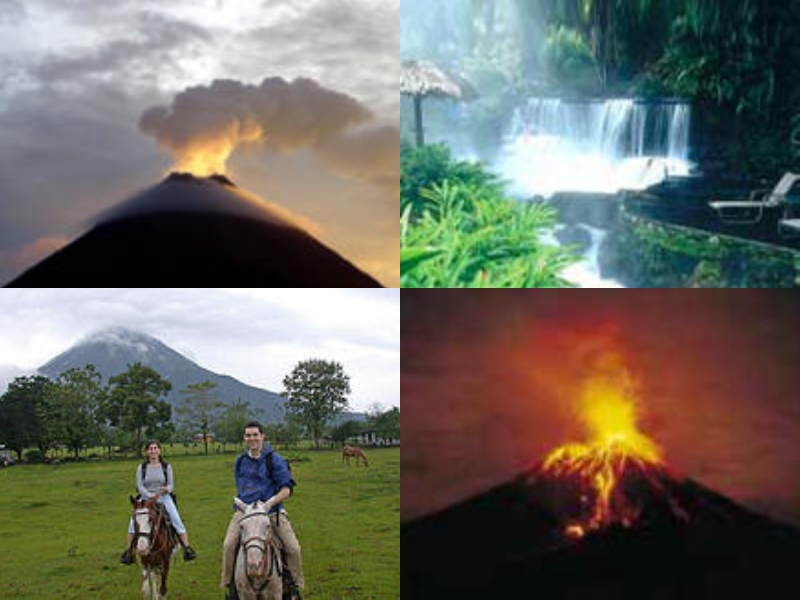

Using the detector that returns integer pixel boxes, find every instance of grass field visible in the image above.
[0,447,399,599]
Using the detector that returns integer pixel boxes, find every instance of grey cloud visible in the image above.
[315,124,400,187]
[0,82,163,283]
[0,0,25,24]
[238,0,398,120]
[29,11,212,84]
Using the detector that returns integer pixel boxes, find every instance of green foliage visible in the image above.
[22,449,44,463]
[216,399,255,447]
[0,375,53,461]
[400,144,575,288]
[656,1,795,116]
[52,366,106,459]
[106,363,172,455]
[281,359,351,448]
[329,420,366,444]
[540,25,597,87]
[263,421,303,449]
[368,407,400,441]
[176,380,224,456]
[401,143,502,216]
[619,214,800,288]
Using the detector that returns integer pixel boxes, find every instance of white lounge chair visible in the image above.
[709,172,800,224]
[779,218,800,238]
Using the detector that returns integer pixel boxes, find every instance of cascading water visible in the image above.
[496,98,692,198]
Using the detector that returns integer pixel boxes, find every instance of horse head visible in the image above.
[234,497,274,580]
[130,495,160,557]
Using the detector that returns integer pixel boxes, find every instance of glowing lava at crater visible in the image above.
[528,369,688,538]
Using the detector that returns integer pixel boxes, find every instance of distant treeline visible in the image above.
[0,358,399,462]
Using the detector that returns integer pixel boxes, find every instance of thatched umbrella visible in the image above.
[401,60,477,147]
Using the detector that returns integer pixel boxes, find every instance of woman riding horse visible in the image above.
[121,440,197,563]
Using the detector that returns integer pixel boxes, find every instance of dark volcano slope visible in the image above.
[402,471,800,600]
[7,173,381,287]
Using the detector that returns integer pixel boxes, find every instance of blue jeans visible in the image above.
[128,494,187,535]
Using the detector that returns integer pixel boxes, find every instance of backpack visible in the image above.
[139,460,178,505]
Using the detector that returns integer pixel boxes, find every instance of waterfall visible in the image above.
[496,98,692,198]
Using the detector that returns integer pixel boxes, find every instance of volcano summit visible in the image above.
[6,173,380,287]
[403,428,800,600]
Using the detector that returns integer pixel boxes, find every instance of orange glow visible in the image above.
[541,361,663,535]
[565,524,585,539]
[172,124,263,176]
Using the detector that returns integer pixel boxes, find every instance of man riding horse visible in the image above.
[221,421,305,600]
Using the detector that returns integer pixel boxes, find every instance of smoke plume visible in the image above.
[139,76,397,180]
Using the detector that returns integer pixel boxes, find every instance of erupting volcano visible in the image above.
[402,365,800,599]
[527,369,689,541]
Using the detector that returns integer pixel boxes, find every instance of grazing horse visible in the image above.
[234,498,283,600]
[342,444,369,467]
[130,495,179,599]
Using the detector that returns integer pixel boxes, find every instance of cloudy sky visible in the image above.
[403,291,800,528]
[0,288,399,412]
[0,0,399,285]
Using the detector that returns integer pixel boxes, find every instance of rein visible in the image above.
[240,509,282,592]
[133,502,170,559]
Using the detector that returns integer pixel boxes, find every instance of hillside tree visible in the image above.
[176,380,225,455]
[281,359,351,448]
[105,362,172,454]
[0,375,55,461]
[51,365,105,459]
[371,406,400,442]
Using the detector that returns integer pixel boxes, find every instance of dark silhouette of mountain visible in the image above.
[402,453,800,599]
[6,173,381,287]
[38,326,287,422]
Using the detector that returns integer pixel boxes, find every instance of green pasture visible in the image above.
[0,447,399,599]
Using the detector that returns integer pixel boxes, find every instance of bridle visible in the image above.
[239,506,282,590]
[133,502,164,555]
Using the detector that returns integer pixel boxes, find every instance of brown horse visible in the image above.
[130,495,179,599]
[342,444,369,467]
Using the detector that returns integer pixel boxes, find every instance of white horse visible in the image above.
[234,498,283,600]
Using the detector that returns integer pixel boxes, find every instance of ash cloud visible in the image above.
[138,76,399,180]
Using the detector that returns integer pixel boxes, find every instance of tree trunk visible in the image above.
[413,95,425,147]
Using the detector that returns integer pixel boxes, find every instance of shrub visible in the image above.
[23,449,44,463]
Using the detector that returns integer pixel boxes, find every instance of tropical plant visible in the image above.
[540,25,597,86]
[401,179,575,287]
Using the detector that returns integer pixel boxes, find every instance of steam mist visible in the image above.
[139,77,397,179]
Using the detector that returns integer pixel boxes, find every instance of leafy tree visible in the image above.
[51,365,105,459]
[105,362,172,455]
[282,359,351,448]
[216,399,254,451]
[263,421,303,450]
[176,380,224,455]
[0,375,56,459]
[370,407,401,442]
[329,420,366,444]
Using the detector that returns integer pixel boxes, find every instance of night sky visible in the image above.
[402,291,800,528]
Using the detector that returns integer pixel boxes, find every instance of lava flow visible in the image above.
[530,367,685,538]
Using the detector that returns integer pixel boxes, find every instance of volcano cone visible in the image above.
[402,458,800,599]
[7,173,381,287]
